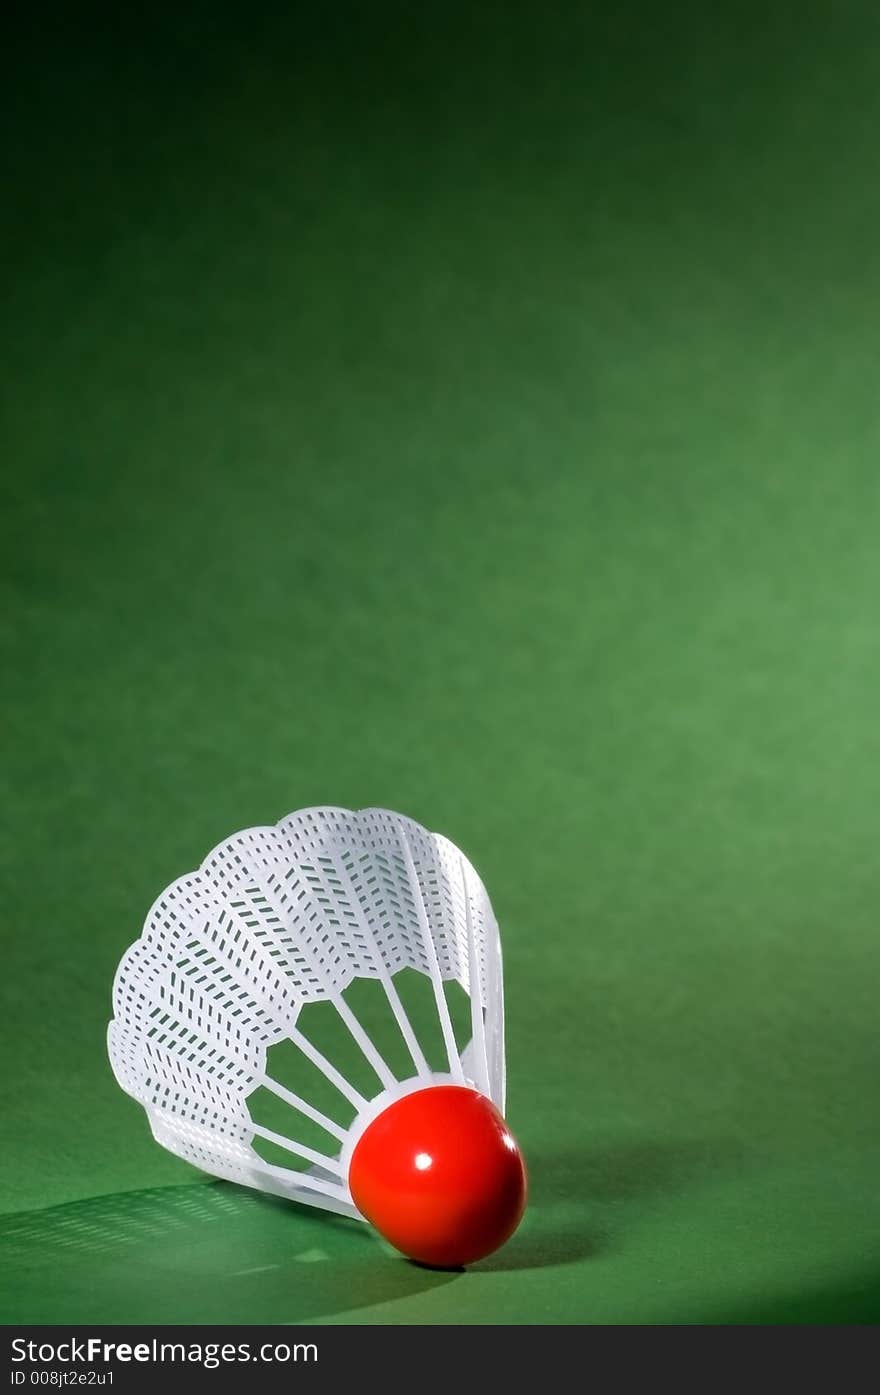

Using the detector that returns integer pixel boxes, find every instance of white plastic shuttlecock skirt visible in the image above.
[107,807,505,1220]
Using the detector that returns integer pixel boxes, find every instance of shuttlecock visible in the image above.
[107,806,526,1266]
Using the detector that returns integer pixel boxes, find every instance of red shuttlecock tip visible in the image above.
[348,1084,527,1268]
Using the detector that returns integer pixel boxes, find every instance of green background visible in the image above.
[3,1,880,1324]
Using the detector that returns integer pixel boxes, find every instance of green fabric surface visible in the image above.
[2,2,880,1324]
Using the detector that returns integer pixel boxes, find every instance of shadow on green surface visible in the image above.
[479,1136,740,1273]
[0,1138,744,1316]
[476,1219,606,1272]
[0,1181,459,1323]
[713,1269,880,1325]
[539,1137,741,1202]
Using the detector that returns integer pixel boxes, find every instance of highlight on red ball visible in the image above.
[348,1084,527,1268]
